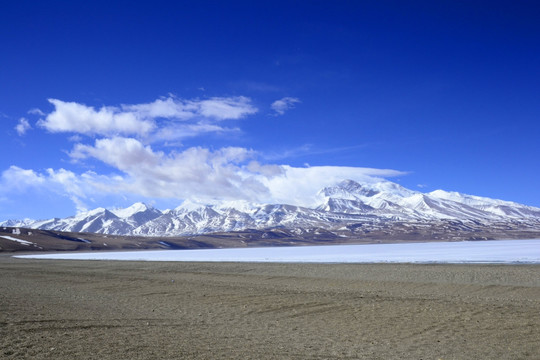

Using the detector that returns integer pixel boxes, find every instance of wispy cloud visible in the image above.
[149,123,240,143]
[28,108,45,116]
[270,97,300,115]
[122,96,257,121]
[263,143,370,161]
[15,118,32,136]
[68,134,83,142]
[196,97,257,119]
[233,81,282,93]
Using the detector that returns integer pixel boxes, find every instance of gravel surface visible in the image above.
[1,255,539,359]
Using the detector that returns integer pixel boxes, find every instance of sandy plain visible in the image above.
[1,255,539,359]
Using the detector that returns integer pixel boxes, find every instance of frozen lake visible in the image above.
[15,239,540,264]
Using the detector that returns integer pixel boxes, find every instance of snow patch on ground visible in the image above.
[13,239,540,264]
[1,235,36,246]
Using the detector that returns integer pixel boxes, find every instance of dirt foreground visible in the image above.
[1,255,539,359]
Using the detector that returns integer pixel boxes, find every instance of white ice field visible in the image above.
[15,239,540,264]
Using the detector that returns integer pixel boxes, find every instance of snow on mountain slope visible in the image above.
[428,189,540,218]
[317,180,539,221]
[0,218,36,228]
[29,208,133,235]
[3,179,540,236]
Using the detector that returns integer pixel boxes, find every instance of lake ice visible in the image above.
[14,239,540,264]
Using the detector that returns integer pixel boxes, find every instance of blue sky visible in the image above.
[1,1,539,220]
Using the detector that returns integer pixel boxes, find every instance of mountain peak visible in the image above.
[111,202,153,219]
[174,199,210,213]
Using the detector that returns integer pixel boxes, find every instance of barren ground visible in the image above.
[1,255,539,359]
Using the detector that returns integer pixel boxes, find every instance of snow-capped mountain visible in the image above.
[3,180,540,236]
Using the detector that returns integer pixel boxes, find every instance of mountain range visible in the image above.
[3,179,540,238]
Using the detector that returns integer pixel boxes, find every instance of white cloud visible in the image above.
[71,137,161,171]
[3,143,406,211]
[1,166,45,189]
[45,168,89,199]
[39,99,155,137]
[39,96,258,139]
[66,138,404,207]
[271,97,300,115]
[1,166,90,213]
[69,138,271,202]
[15,118,32,136]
